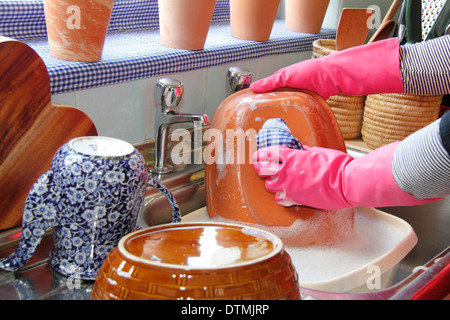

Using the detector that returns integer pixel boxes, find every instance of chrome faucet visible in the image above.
[150,77,210,175]
[226,66,252,96]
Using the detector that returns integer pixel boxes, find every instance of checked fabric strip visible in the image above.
[256,118,303,150]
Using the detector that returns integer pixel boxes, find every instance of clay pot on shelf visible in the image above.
[158,0,217,50]
[285,0,330,33]
[43,0,114,62]
[230,0,280,42]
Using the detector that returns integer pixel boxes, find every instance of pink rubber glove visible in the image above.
[253,143,438,210]
[250,38,405,99]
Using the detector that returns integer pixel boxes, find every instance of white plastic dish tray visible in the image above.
[182,206,417,293]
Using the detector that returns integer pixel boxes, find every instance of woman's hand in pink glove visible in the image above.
[250,38,405,99]
[252,146,354,210]
[253,143,438,210]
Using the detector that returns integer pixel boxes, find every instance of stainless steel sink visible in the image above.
[134,128,207,227]
[380,198,449,283]
[0,137,448,300]
[138,163,206,227]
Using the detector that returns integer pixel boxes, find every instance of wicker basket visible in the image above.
[362,93,443,149]
[312,39,366,139]
[312,39,336,58]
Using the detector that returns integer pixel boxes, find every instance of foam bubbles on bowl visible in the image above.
[241,226,279,244]
[286,210,406,283]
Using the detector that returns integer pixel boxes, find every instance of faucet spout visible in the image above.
[160,112,209,127]
[226,66,252,96]
[150,78,209,175]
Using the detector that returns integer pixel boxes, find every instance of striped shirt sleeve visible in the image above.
[392,112,450,199]
[399,35,450,95]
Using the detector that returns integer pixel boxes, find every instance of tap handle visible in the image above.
[226,67,252,96]
[155,77,184,113]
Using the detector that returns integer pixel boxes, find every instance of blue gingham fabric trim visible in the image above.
[256,118,303,150]
[0,0,47,40]
[108,0,160,33]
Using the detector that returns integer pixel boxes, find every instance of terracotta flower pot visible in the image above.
[285,0,330,33]
[43,0,114,62]
[159,0,217,50]
[230,0,280,41]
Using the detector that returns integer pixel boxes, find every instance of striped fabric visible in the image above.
[394,34,450,200]
[392,112,450,199]
[400,35,450,95]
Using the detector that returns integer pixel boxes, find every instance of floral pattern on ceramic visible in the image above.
[0,137,181,280]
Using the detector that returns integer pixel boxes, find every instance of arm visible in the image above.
[252,36,450,209]
[400,35,450,95]
[253,113,450,209]
[251,35,450,99]
[393,111,450,199]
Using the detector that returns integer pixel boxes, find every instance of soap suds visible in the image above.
[241,227,278,244]
[285,212,406,283]
[191,208,407,286]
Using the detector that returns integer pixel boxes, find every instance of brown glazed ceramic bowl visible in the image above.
[91,222,300,300]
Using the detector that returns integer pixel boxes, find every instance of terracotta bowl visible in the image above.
[205,88,354,247]
[91,222,300,300]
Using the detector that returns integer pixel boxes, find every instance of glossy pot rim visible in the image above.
[117,221,285,271]
[68,136,136,158]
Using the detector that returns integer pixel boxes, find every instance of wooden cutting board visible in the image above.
[0,36,97,230]
[336,8,374,50]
